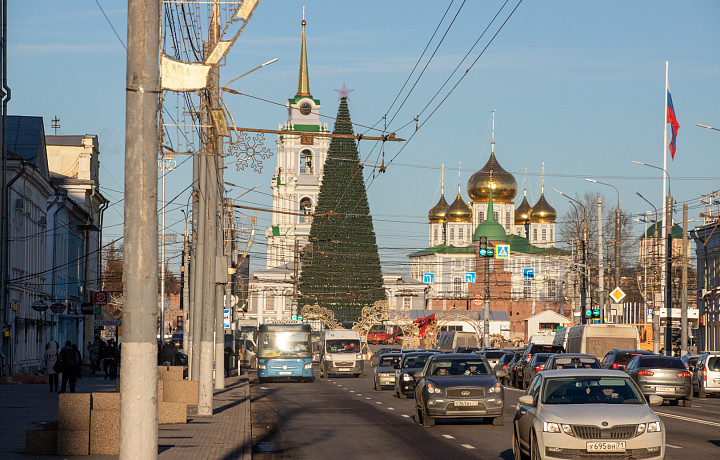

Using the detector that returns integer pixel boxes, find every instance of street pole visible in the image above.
[120,0,159,457]
[636,192,660,353]
[483,253,490,347]
[597,197,605,322]
[582,217,588,325]
[190,148,204,381]
[681,203,688,355]
[665,194,673,356]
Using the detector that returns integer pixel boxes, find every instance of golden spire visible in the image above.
[491,107,496,156]
[441,163,445,196]
[523,166,527,197]
[541,162,545,194]
[296,7,311,97]
[457,162,462,195]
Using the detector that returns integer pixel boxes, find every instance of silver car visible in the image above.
[693,352,720,398]
[513,369,665,460]
[373,353,402,391]
[625,355,692,406]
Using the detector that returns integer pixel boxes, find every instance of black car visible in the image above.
[414,354,505,427]
[520,353,554,389]
[506,352,525,387]
[454,346,481,353]
[494,352,518,384]
[601,349,656,371]
[515,344,563,389]
[481,349,510,370]
[371,347,402,367]
[394,352,436,398]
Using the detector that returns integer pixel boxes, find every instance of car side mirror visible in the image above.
[495,369,507,378]
[648,395,663,407]
[413,371,424,379]
[518,395,534,406]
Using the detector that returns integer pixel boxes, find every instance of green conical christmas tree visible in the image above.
[298,97,386,322]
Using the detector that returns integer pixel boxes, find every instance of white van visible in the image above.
[437,330,481,352]
[319,329,364,378]
[565,324,640,359]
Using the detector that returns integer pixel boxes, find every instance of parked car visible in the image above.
[544,353,600,370]
[373,353,402,391]
[395,352,436,399]
[370,347,402,367]
[521,353,554,389]
[601,349,656,371]
[495,351,519,384]
[625,355,692,406]
[693,352,720,398]
[515,344,564,389]
[513,369,665,460]
[414,354,504,427]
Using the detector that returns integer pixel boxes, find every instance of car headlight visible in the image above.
[637,421,661,436]
[258,363,266,370]
[325,354,331,361]
[356,354,363,360]
[543,421,574,436]
[426,383,442,394]
[488,382,502,393]
[402,373,413,381]
[304,363,312,369]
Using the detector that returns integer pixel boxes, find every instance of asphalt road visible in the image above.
[250,359,720,459]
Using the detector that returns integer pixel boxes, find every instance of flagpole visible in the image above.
[660,60,668,351]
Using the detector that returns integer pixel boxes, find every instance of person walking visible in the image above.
[44,340,60,392]
[59,341,82,393]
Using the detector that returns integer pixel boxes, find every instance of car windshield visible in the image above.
[326,339,360,353]
[552,356,600,369]
[533,354,552,364]
[402,354,432,368]
[379,356,400,367]
[541,376,644,405]
[429,359,490,376]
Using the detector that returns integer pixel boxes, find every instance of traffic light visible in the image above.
[592,308,601,323]
[478,236,494,257]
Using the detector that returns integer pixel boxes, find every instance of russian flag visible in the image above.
[667,90,680,159]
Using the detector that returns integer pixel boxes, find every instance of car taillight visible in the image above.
[703,367,708,380]
[612,363,618,369]
[528,354,533,360]
[638,370,654,376]
[535,365,544,371]
[502,364,508,370]
[676,371,691,378]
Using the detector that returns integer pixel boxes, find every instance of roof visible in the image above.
[409,237,570,257]
[642,222,684,239]
[46,135,94,147]
[5,116,45,165]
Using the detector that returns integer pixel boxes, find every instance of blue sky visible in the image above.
[7,1,720,274]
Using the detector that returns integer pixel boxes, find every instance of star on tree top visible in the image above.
[333,82,354,101]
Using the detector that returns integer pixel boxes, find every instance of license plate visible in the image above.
[454,400,479,407]
[656,386,675,393]
[587,441,626,452]
[338,368,351,372]
[278,371,291,375]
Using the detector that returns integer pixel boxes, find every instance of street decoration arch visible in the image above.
[351,300,420,349]
[300,304,342,330]
[423,307,483,349]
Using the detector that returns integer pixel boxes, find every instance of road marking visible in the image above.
[259,387,268,390]
[356,393,362,396]
[349,390,355,393]
[376,401,383,405]
[655,411,720,427]
[461,444,476,450]
[365,397,371,400]
[401,414,411,418]
[442,435,455,439]
[388,407,395,411]
[666,444,682,449]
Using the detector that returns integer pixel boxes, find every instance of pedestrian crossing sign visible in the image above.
[495,244,510,259]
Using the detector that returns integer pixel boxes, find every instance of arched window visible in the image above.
[533,228,537,241]
[300,150,313,174]
[300,197,312,223]
[542,229,547,241]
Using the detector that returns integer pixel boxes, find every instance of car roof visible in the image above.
[538,369,630,378]
[378,352,403,357]
[432,353,487,360]
[552,353,596,358]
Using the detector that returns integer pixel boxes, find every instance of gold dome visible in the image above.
[467,152,517,203]
[428,195,449,222]
[529,192,557,223]
[515,195,531,225]
[446,193,472,222]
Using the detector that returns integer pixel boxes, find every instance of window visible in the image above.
[433,228,438,243]
[523,279,532,299]
[494,211,499,221]
[265,295,276,311]
[300,150,313,174]
[533,228,538,241]
[300,198,312,223]
[550,229,553,242]
[458,228,464,241]
[506,211,511,227]
[546,279,557,300]
[453,277,462,298]
[478,212,484,223]
[449,228,454,242]
[403,297,411,309]
[542,229,547,241]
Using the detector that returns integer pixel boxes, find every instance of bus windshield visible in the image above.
[258,330,312,359]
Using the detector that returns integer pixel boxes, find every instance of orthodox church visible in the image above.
[409,112,574,339]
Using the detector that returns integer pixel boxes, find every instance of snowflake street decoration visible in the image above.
[228,131,274,173]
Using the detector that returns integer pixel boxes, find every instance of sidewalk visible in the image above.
[0,371,252,460]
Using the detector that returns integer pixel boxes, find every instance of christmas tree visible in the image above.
[298,97,386,322]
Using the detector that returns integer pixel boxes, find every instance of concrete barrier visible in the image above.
[157,365,184,381]
[92,392,120,410]
[163,379,198,406]
[56,430,89,456]
[158,401,187,424]
[58,393,91,431]
[90,409,120,455]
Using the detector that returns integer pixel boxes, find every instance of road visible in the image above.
[250,360,720,459]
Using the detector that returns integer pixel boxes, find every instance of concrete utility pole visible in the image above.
[681,203,688,355]
[597,197,605,322]
[119,0,159,458]
[191,130,206,382]
[665,194,673,356]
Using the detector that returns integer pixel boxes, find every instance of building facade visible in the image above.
[691,220,720,351]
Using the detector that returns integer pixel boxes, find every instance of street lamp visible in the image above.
[586,179,622,297]
[637,192,660,354]
[697,124,720,132]
[553,188,588,325]
[632,161,673,356]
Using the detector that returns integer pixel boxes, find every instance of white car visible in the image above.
[513,369,665,460]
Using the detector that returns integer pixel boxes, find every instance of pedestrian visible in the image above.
[104,340,119,380]
[159,341,176,366]
[44,340,60,392]
[59,341,81,393]
[88,338,99,373]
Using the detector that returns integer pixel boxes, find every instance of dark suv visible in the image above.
[601,349,655,371]
[515,344,564,389]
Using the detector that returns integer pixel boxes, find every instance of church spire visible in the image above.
[296,7,311,97]
[491,107,496,157]
[441,164,445,196]
[523,166,527,197]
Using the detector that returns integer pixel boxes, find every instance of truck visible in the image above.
[564,324,641,359]
[437,330,481,352]
[319,329,364,378]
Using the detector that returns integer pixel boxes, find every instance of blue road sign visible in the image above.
[423,272,435,283]
[495,244,510,259]
[523,268,535,280]
[223,309,231,328]
[465,272,476,283]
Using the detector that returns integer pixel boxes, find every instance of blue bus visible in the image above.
[257,323,313,383]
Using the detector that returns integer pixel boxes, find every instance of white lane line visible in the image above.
[666,444,682,449]
[388,407,395,411]
[259,387,268,390]
[655,411,720,427]
[349,390,355,393]
[461,444,476,450]
[401,414,411,418]
[442,435,455,440]
[356,394,362,396]
[376,401,383,405]
[365,397,371,400]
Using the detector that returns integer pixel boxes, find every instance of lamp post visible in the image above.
[637,192,660,354]
[553,189,588,325]
[586,179,622,297]
[632,161,673,356]
[697,124,720,132]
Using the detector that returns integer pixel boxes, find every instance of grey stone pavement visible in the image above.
[0,370,252,460]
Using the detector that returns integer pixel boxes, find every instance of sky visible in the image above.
[7,0,720,275]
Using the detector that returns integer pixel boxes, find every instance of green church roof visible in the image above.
[642,222,683,239]
[472,188,507,242]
